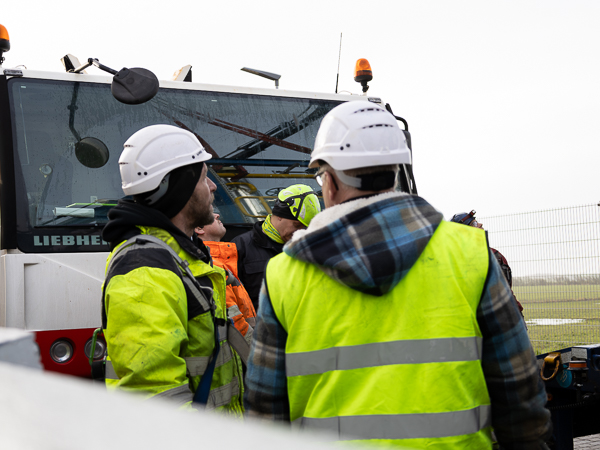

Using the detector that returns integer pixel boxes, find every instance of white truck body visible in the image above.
[0,59,414,377]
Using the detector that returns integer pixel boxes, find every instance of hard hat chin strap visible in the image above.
[334,170,396,191]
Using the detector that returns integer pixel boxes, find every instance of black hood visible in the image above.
[102,199,210,262]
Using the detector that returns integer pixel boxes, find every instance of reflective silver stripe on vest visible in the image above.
[227,324,250,365]
[207,376,240,410]
[185,342,233,377]
[227,304,243,319]
[226,304,254,351]
[217,323,228,342]
[286,337,483,377]
[225,269,240,286]
[215,342,233,368]
[244,325,254,345]
[186,323,231,377]
[292,405,492,441]
[185,356,210,377]
[152,384,194,408]
[180,275,212,312]
[105,360,118,380]
[247,317,256,328]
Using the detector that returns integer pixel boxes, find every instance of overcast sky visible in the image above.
[3,0,599,219]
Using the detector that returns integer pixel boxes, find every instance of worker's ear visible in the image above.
[323,172,338,206]
[195,227,205,237]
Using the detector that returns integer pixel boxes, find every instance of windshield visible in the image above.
[9,78,340,253]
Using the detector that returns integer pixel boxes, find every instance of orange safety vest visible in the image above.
[205,241,257,337]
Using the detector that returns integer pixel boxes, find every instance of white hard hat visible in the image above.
[119,124,212,196]
[309,101,411,170]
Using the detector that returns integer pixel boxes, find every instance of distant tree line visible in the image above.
[514,274,600,286]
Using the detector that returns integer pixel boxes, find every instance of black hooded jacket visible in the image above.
[231,220,283,310]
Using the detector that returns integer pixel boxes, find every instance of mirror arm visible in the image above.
[72,58,118,75]
[71,60,93,74]
[89,58,118,75]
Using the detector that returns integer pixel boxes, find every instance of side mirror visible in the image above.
[68,58,159,105]
[75,137,110,169]
[111,67,159,105]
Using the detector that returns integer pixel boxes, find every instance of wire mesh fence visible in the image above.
[480,204,600,355]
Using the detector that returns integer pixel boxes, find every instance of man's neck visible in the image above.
[170,216,194,238]
[333,188,393,206]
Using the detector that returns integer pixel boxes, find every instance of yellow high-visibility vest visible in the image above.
[266,220,492,448]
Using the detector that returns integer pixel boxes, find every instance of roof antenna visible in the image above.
[335,33,342,94]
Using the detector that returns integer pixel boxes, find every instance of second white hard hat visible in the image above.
[309,101,411,171]
[119,124,212,196]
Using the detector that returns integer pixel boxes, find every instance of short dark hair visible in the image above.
[318,162,399,192]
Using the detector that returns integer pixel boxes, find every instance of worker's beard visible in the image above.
[188,192,215,229]
[198,207,215,228]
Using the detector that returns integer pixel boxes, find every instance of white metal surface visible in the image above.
[0,327,42,369]
[5,68,382,104]
[0,361,337,450]
[0,251,107,330]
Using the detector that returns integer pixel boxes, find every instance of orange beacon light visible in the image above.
[0,24,10,64]
[354,58,373,93]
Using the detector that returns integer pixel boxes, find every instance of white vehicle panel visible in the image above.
[7,69,379,104]
[0,252,107,330]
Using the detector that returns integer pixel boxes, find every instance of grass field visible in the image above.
[514,285,600,354]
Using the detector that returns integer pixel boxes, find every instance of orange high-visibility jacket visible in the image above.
[205,241,257,338]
